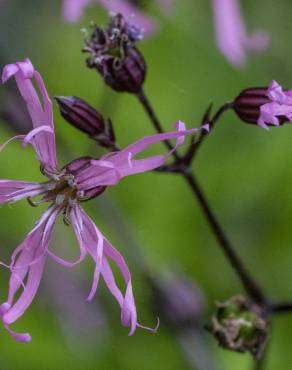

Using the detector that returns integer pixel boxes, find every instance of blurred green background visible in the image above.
[0,0,292,369]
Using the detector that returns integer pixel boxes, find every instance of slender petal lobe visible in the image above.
[75,122,208,191]
[258,81,292,129]
[71,205,139,334]
[63,0,156,36]
[1,59,58,170]
[0,180,48,204]
[0,206,60,341]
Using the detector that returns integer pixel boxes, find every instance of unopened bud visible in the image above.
[55,96,116,149]
[208,295,268,359]
[83,14,146,93]
[149,271,205,330]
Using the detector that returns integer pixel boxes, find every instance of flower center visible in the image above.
[44,173,78,206]
[27,171,79,210]
[27,157,106,224]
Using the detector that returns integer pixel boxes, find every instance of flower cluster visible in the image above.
[83,13,146,93]
[0,58,206,342]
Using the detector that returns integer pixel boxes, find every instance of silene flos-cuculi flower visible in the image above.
[233,80,292,129]
[0,58,208,342]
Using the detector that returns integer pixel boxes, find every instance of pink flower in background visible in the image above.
[63,0,157,36]
[0,58,206,342]
[212,0,269,67]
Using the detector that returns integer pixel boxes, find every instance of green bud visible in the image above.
[207,295,268,359]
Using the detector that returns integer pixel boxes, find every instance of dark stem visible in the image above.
[268,302,292,314]
[137,89,176,152]
[184,102,234,164]
[136,88,266,304]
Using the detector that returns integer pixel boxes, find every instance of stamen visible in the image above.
[137,317,160,333]
[63,213,71,226]
[27,197,39,207]
[55,194,65,206]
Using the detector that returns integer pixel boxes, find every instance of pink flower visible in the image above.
[62,0,158,36]
[258,81,292,129]
[212,0,269,67]
[233,81,292,129]
[0,58,206,342]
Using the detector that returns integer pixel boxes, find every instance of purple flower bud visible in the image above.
[150,271,205,330]
[233,81,292,129]
[55,96,116,149]
[83,14,146,93]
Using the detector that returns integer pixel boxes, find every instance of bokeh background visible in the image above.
[0,0,292,369]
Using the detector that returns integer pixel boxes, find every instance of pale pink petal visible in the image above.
[75,160,121,189]
[63,0,93,22]
[0,207,60,341]
[98,0,157,36]
[267,80,291,105]
[47,206,87,268]
[1,59,58,170]
[212,0,269,67]
[62,0,157,36]
[70,205,104,299]
[102,238,137,334]
[75,122,207,190]
[71,205,138,334]
[0,180,47,204]
[258,80,292,128]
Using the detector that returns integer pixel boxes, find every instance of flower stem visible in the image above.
[184,101,234,164]
[136,89,266,304]
[268,302,292,314]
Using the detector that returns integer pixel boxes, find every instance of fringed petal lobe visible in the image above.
[0,206,60,341]
[71,205,141,334]
[1,59,58,171]
[75,122,208,191]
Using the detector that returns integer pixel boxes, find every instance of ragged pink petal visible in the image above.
[63,0,93,22]
[1,59,58,171]
[212,0,269,67]
[0,180,47,204]
[102,238,138,334]
[4,324,31,343]
[98,0,157,36]
[46,206,87,268]
[63,0,157,36]
[258,81,292,129]
[71,205,141,334]
[0,206,60,341]
[75,122,207,191]
[71,205,104,300]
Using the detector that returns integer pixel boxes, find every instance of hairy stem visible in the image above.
[136,88,266,304]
